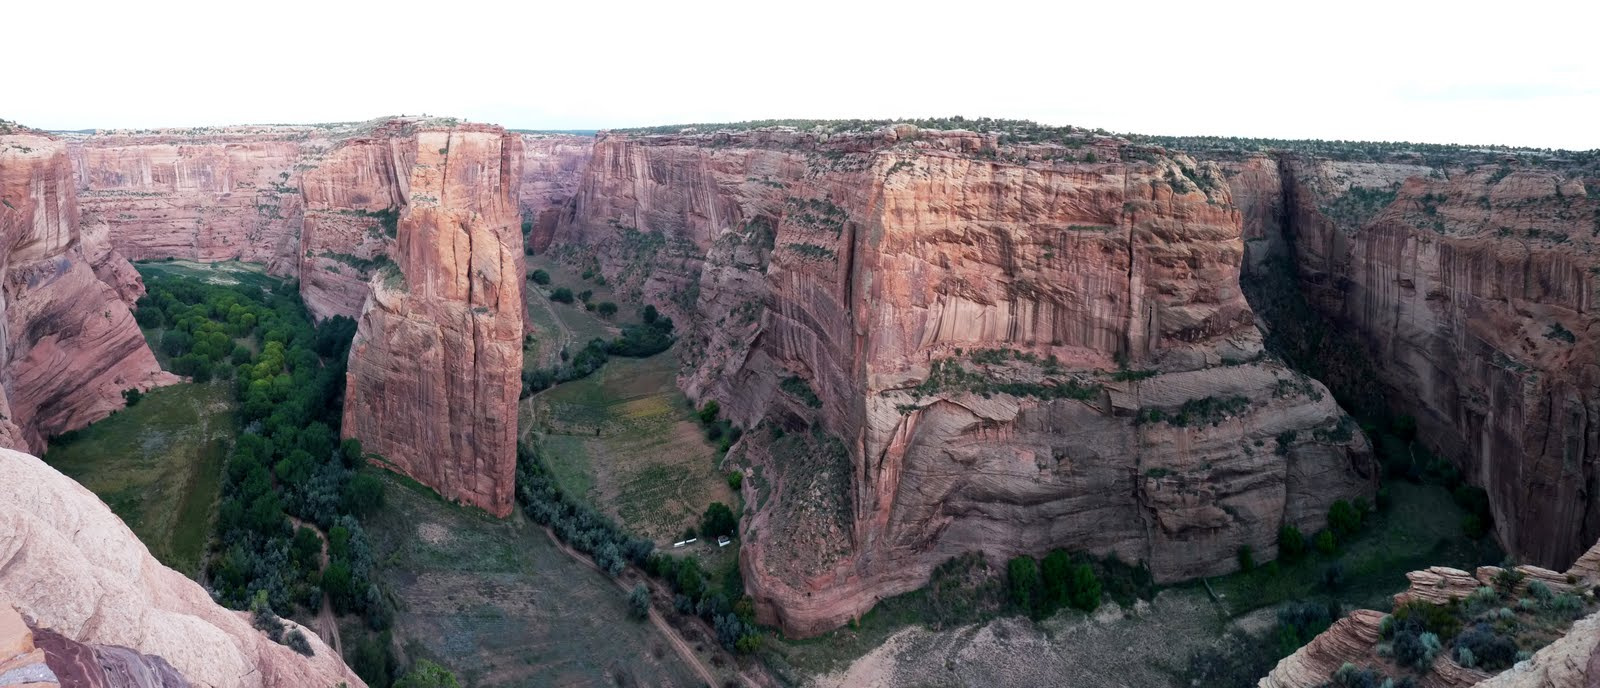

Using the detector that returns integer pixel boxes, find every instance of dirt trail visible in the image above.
[536,524,746,688]
[287,516,341,657]
[527,282,578,369]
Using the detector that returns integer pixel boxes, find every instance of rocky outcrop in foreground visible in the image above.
[1261,539,1600,687]
[342,124,525,517]
[0,124,175,452]
[1221,153,1600,570]
[552,124,1375,635]
[2,604,190,687]
[0,448,365,687]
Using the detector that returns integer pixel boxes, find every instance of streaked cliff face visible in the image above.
[341,124,526,517]
[0,127,176,451]
[1225,154,1600,570]
[551,126,1375,635]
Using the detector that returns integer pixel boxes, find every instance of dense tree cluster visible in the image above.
[137,274,388,631]
[1007,550,1102,618]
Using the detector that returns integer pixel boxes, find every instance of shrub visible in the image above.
[1548,593,1585,619]
[579,290,593,303]
[550,287,574,304]
[1314,530,1338,555]
[1454,623,1517,671]
[697,401,720,424]
[726,471,743,491]
[121,388,143,406]
[596,301,618,317]
[284,629,313,656]
[395,659,461,688]
[1328,500,1361,538]
[1391,629,1441,670]
[1391,600,1462,640]
[642,305,658,324]
[629,583,651,619]
[1527,579,1553,603]
[1067,562,1101,612]
[1237,545,1255,572]
[1279,525,1307,561]
[530,269,550,285]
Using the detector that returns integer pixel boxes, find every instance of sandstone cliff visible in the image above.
[342,123,525,517]
[0,448,365,688]
[1220,153,1600,570]
[551,124,1375,635]
[0,126,175,452]
[519,134,592,254]
[66,127,315,275]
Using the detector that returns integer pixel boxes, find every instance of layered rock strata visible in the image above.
[1261,539,1600,688]
[0,448,365,687]
[551,125,1376,635]
[1220,154,1600,569]
[0,125,175,451]
[519,134,592,254]
[341,124,525,517]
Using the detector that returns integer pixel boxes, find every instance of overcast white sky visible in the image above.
[6,0,1598,149]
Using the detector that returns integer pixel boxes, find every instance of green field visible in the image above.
[135,259,281,290]
[43,381,236,575]
[525,349,734,542]
[365,474,700,687]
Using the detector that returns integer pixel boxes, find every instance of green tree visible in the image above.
[1067,563,1101,612]
[597,301,618,317]
[642,304,659,324]
[1007,556,1039,610]
[344,472,386,516]
[726,471,743,491]
[1314,530,1338,555]
[530,269,550,285]
[394,659,460,688]
[697,400,720,424]
[1279,525,1307,561]
[1328,500,1361,538]
[550,287,574,304]
[1040,549,1072,610]
[700,502,737,539]
[629,583,651,619]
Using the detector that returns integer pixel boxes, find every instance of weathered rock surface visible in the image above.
[2,604,191,688]
[342,124,525,517]
[0,127,176,451]
[1262,538,1600,687]
[552,125,1375,635]
[519,134,592,254]
[0,448,365,687]
[63,117,528,514]
[1222,155,1600,570]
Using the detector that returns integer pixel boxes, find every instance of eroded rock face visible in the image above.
[552,126,1375,635]
[1261,538,1600,688]
[66,128,314,275]
[1223,155,1600,569]
[0,128,176,452]
[63,118,528,515]
[520,134,592,254]
[0,448,365,688]
[342,124,525,517]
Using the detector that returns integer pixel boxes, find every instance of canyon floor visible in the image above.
[362,473,702,686]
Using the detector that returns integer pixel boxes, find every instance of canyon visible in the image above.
[12,113,1600,682]
[62,118,556,516]
[549,125,1377,634]
[1213,149,1600,570]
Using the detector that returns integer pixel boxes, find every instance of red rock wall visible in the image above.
[0,130,176,452]
[554,127,1376,635]
[1236,157,1600,569]
[519,134,592,254]
[66,129,314,275]
[342,125,525,517]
